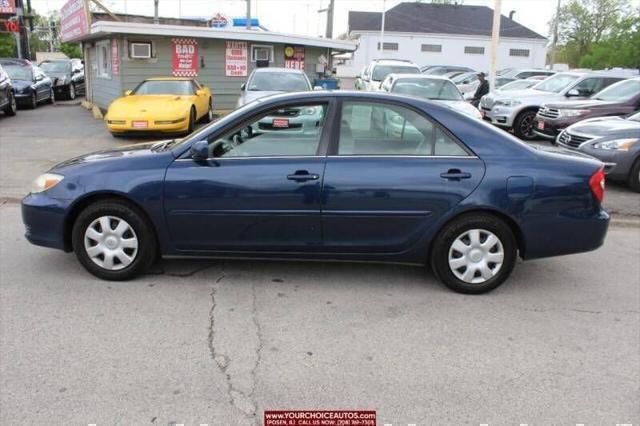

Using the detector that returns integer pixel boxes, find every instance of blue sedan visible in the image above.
[22,91,609,293]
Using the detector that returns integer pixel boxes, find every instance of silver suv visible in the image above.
[360,59,420,91]
[480,72,627,140]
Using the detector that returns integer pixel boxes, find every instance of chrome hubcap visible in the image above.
[70,84,75,99]
[84,216,138,271]
[448,229,504,284]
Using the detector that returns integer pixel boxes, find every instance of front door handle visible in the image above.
[287,170,320,182]
[440,169,472,180]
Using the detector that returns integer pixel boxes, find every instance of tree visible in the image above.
[579,12,640,69]
[60,43,82,58]
[0,33,17,57]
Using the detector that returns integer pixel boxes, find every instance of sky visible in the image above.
[29,0,640,40]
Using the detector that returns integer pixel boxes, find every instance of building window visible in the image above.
[96,40,111,79]
[251,45,274,62]
[509,48,530,57]
[377,42,399,51]
[129,42,152,59]
[464,46,485,55]
[421,44,442,53]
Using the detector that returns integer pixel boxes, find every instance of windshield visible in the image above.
[593,79,640,101]
[3,65,32,81]
[451,72,476,84]
[499,80,537,91]
[372,65,419,81]
[133,80,194,95]
[392,78,462,101]
[248,72,310,91]
[40,61,71,73]
[628,111,640,122]
[534,74,580,93]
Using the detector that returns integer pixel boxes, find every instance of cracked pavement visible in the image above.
[1,102,639,425]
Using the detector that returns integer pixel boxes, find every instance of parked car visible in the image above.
[237,68,313,108]
[361,59,420,91]
[40,58,85,100]
[423,65,475,76]
[0,64,17,116]
[480,72,627,140]
[534,77,640,140]
[354,66,367,90]
[380,73,481,119]
[452,71,483,100]
[441,70,467,80]
[556,111,640,191]
[494,68,556,88]
[0,58,54,108]
[496,79,543,92]
[105,77,213,137]
[22,91,609,294]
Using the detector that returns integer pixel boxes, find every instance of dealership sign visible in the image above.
[225,41,248,77]
[172,38,198,77]
[209,12,229,29]
[0,0,16,15]
[60,0,89,42]
[284,45,305,70]
[111,39,120,76]
[1,18,19,32]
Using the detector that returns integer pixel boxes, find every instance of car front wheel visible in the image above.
[513,110,537,140]
[29,92,37,109]
[430,213,517,294]
[3,92,16,116]
[629,158,640,193]
[72,199,157,280]
[68,83,76,100]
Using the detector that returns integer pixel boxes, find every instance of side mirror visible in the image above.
[124,90,132,96]
[190,140,209,161]
[313,85,324,91]
[72,69,81,74]
[34,75,43,82]
[566,89,580,97]
[240,83,246,90]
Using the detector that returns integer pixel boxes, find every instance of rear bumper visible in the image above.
[22,193,71,251]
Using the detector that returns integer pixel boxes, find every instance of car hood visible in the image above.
[566,116,640,137]
[490,88,555,100]
[51,141,168,170]
[238,90,286,107]
[11,79,32,90]
[107,95,194,119]
[543,99,617,109]
[435,100,481,119]
[46,72,69,80]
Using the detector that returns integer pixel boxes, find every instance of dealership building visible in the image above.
[63,9,355,113]
[337,2,548,76]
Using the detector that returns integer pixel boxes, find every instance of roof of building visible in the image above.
[79,20,356,51]
[348,2,547,40]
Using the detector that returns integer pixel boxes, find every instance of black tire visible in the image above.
[28,92,37,109]
[629,158,640,193]
[513,110,537,140]
[3,91,16,116]
[68,83,76,100]
[110,132,124,138]
[186,107,196,135]
[203,98,213,123]
[72,199,157,281]
[46,88,55,104]
[430,213,518,294]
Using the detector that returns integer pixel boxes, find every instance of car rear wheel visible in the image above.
[3,92,16,116]
[46,88,55,104]
[29,92,37,109]
[203,98,213,123]
[186,107,196,135]
[430,213,517,294]
[68,83,76,100]
[629,158,640,193]
[72,200,157,280]
[513,110,537,140]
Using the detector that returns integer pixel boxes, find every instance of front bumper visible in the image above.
[22,193,71,251]
[14,92,33,105]
[480,105,515,128]
[106,117,188,134]
[532,116,576,140]
[577,145,637,181]
[53,83,71,95]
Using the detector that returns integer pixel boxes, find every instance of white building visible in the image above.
[337,2,548,77]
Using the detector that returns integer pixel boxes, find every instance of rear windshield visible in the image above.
[248,72,310,92]
[534,74,580,93]
[392,78,462,101]
[133,80,194,95]
[372,65,420,81]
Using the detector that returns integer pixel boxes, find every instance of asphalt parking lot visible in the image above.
[1,102,639,425]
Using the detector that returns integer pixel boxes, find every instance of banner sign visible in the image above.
[172,38,198,77]
[111,39,120,76]
[209,12,229,29]
[284,45,305,70]
[60,0,89,42]
[225,41,248,77]
[0,0,16,15]
[1,18,19,33]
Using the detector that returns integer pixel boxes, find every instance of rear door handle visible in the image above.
[440,169,472,180]
[287,170,320,182]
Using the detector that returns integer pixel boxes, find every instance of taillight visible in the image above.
[589,168,605,204]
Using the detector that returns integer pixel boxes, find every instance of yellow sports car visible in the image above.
[105,77,213,136]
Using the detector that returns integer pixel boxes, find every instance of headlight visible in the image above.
[558,109,590,117]
[494,99,521,107]
[31,173,64,194]
[592,138,639,151]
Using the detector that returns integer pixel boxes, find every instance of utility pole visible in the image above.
[550,0,561,70]
[325,0,334,39]
[246,0,251,29]
[379,0,386,55]
[153,0,159,24]
[489,0,502,90]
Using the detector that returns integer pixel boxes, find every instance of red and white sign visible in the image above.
[284,45,305,70]
[172,38,198,77]
[60,0,88,42]
[0,0,16,15]
[272,118,289,128]
[225,41,247,77]
[1,18,19,33]
[111,39,120,76]
[132,121,148,129]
